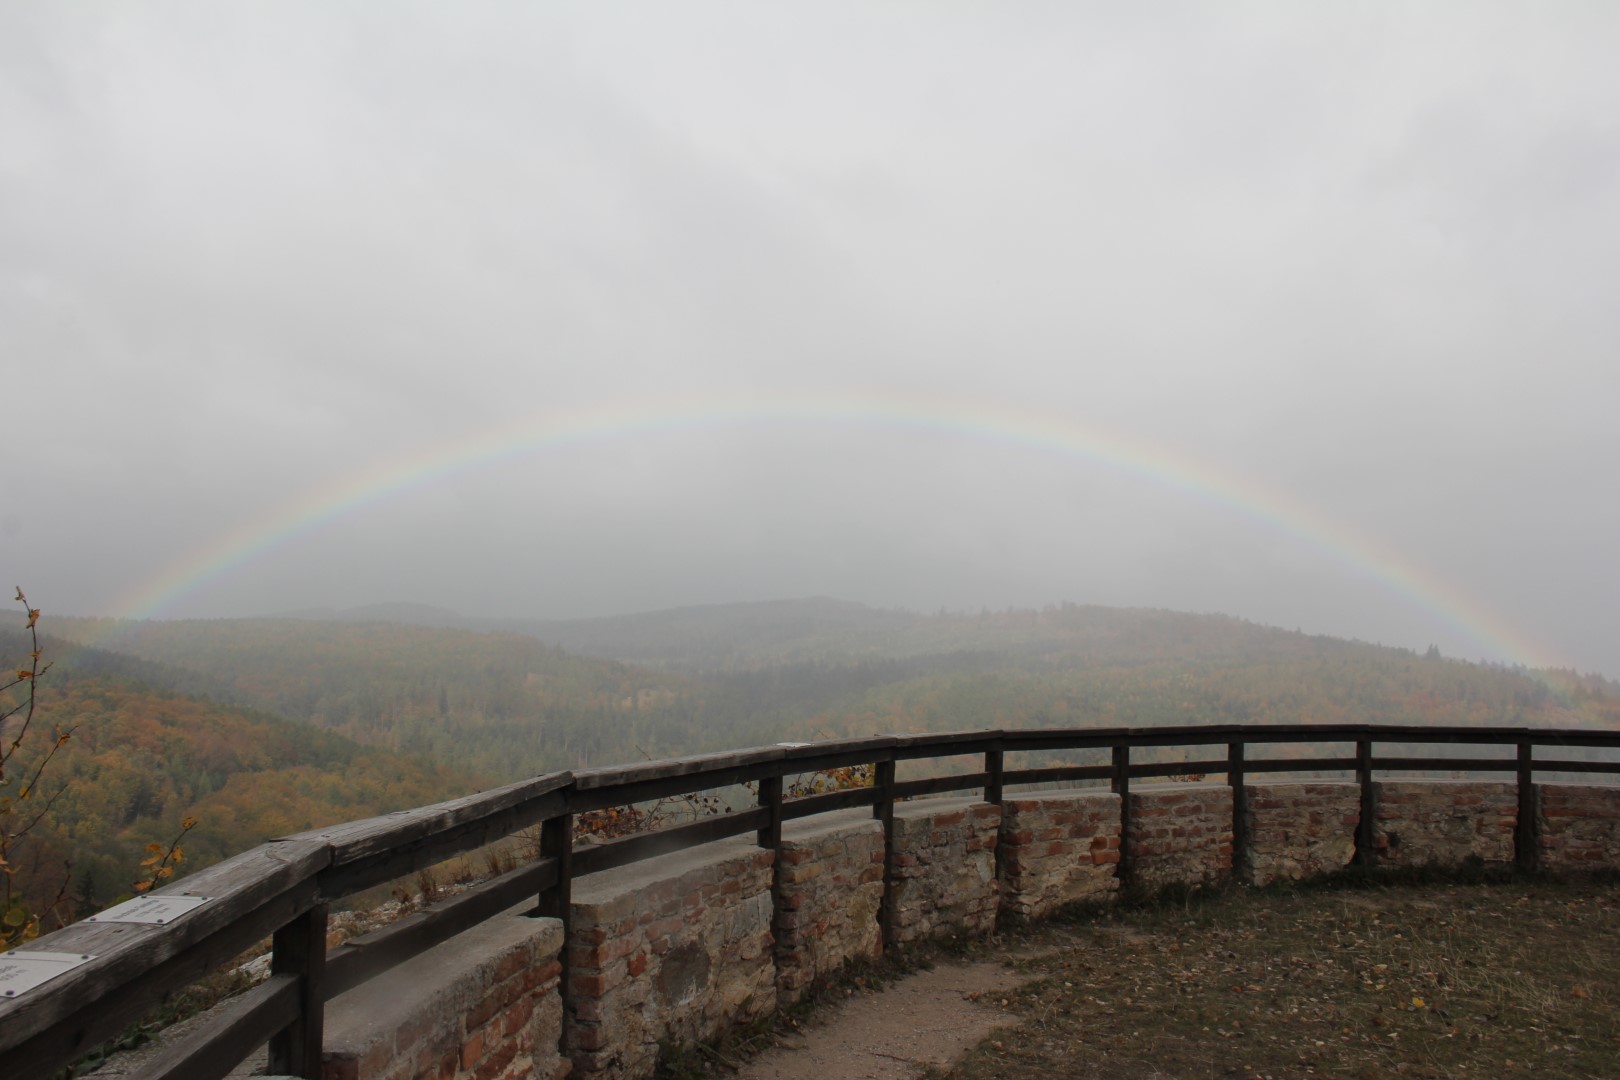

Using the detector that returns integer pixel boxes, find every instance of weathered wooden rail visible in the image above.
[3,722,1618,1079]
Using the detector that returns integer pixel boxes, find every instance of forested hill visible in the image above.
[45,618,693,777]
[0,630,482,918]
[48,602,1620,781]
[281,597,1424,671]
[16,601,1620,920]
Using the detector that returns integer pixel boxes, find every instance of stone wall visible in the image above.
[1536,783,1620,871]
[565,837,775,1079]
[1372,780,1516,867]
[1127,783,1234,890]
[1241,782,1359,886]
[87,772,1620,1080]
[886,798,1001,944]
[321,909,568,1080]
[997,790,1120,919]
[774,809,885,1006]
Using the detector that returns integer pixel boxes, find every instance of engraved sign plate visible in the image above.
[89,894,213,925]
[0,950,95,998]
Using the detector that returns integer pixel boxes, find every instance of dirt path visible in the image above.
[734,958,1027,1080]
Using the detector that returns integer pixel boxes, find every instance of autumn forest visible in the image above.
[4,597,1618,929]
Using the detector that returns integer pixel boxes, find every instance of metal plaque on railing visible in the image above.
[87,894,213,925]
[0,950,94,998]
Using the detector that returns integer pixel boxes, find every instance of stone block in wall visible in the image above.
[319,907,569,1080]
[1241,781,1359,886]
[775,809,884,1006]
[566,836,775,1079]
[1536,783,1620,871]
[997,789,1120,919]
[887,797,1000,944]
[1127,783,1233,891]
[1372,780,1515,867]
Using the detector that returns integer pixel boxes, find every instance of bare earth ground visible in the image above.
[735,956,1034,1080]
[729,879,1619,1080]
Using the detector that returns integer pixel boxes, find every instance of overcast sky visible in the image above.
[4,3,1618,675]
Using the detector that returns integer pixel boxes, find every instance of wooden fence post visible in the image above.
[266,903,328,1079]
[984,746,1004,807]
[1355,739,1376,867]
[1228,741,1247,883]
[1111,744,1132,884]
[537,812,573,920]
[757,774,783,852]
[874,758,897,951]
[1516,741,1537,871]
[985,744,1006,895]
[538,812,573,1057]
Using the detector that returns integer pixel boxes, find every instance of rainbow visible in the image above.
[101,390,1558,670]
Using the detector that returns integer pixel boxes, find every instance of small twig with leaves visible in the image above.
[2,587,65,945]
[2,587,55,777]
[133,816,198,894]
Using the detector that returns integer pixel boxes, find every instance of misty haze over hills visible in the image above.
[271,596,1615,679]
[14,592,1620,921]
[273,596,1482,672]
[5,6,1619,677]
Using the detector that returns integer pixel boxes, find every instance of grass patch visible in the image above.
[934,878,1619,1079]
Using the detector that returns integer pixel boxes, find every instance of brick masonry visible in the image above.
[997,790,1120,919]
[1127,783,1234,890]
[101,776,1620,1080]
[1536,783,1620,871]
[1241,781,1359,886]
[319,909,569,1080]
[1372,780,1517,867]
[565,836,776,1079]
[774,809,885,1006]
[886,797,1001,943]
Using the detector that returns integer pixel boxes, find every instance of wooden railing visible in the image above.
[3,722,1618,1080]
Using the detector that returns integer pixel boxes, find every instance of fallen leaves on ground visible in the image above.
[936,880,1619,1080]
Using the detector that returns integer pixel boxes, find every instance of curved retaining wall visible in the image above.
[114,777,1620,1080]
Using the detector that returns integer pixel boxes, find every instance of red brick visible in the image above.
[571,973,609,997]
[322,1059,360,1080]
[502,994,536,1037]
[461,1031,485,1071]
[473,1040,518,1080]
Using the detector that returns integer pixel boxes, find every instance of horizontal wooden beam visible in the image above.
[0,839,329,1074]
[287,772,573,867]
[1527,758,1620,775]
[567,762,785,814]
[1240,756,1360,774]
[1373,756,1520,773]
[325,857,560,997]
[571,807,771,878]
[134,974,300,1080]
[780,746,895,775]
[891,771,992,799]
[316,792,567,898]
[571,747,785,790]
[780,786,880,820]
[1129,759,1230,780]
[1001,764,1114,788]
[891,730,1002,761]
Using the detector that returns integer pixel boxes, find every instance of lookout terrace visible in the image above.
[3,723,1619,1080]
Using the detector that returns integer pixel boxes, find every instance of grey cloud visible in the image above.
[4,3,1618,673]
